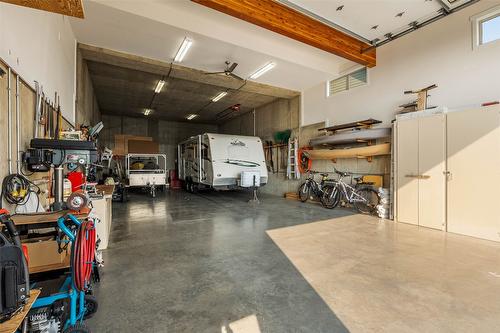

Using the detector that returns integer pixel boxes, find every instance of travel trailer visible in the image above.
[178,133,268,191]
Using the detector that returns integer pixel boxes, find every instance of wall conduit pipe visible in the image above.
[7,68,13,174]
[16,75,21,174]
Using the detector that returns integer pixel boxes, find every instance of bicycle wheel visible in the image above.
[321,184,340,209]
[353,187,380,214]
[298,183,310,202]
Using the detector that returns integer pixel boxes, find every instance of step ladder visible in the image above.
[287,138,300,179]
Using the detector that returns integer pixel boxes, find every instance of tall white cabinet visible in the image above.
[395,105,500,241]
[396,112,446,230]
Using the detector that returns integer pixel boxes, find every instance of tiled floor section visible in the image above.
[267,215,500,333]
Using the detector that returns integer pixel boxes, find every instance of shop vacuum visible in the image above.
[0,209,30,322]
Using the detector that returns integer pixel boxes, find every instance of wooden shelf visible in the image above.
[0,289,41,333]
[318,118,382,133]
[11,211,87,226]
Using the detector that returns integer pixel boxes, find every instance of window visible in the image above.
[480,13,500,45]
[328,67,367,96]
[472,5,500,48]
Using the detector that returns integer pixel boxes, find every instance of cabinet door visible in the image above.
[418,114,446,230]
[447,106,500,241]
[396,118,419,225]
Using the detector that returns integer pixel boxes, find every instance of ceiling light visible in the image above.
[212,91,228,102]
[186,114,198,120]
[154,80,165,93]
[143,109,153,116]
[174,37,192,62]
[249,62,276,79]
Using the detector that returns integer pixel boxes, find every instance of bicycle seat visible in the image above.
[320,173,329,178]
[354,176,363,182]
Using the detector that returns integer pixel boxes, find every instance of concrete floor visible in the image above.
[268,215,500,333]
[88,190,352,332]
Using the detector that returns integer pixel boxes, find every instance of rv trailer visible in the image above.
[178,133,268,191]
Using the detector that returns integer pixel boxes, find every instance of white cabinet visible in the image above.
[396,105,500,241]
[396,113,446,230]
[91,195,113,250]
[446,106,500,241]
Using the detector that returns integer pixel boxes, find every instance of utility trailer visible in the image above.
[125,153,167,197]
[178,133,268,191]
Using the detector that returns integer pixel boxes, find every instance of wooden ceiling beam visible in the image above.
[0,0,84,18]
[191,0,376,67]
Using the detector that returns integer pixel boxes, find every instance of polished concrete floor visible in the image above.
[268,215,500,333]
[88,190,353,332]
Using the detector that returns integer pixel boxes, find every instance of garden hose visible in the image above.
[73,219,96,292]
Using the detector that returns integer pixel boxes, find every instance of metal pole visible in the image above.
[7,68,12,174]
[16,75,21,174]
[253,108,256,136]
[53,166,64,211]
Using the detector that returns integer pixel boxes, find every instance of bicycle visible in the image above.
[297,171,337,209]
[323,168,380,214]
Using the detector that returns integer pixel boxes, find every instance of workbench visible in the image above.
[0,289,40,333]
[11,211,88,274]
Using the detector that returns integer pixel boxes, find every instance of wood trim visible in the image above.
[191,0,376,67]
[0,0,84,18]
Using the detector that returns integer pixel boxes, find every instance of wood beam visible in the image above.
[0,0,84,18]
[191,0,376,67]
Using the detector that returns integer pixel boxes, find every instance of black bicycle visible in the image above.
[298,171,337,209]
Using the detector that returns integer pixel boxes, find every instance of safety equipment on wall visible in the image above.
[297,147,313,174]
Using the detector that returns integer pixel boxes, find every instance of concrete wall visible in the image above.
[100,114,217,169]
[218,96,390,196]
[75,50,100,126]
[302,1,500,127]
[0,3,76,122]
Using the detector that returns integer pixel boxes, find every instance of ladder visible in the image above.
[287,138,300,179]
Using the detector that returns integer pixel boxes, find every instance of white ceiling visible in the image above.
[285,0,469,42]
[70,0,352,92]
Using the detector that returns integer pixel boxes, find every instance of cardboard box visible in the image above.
[23,237,70,272]
[128,140,159,154]
[114,135,153,155]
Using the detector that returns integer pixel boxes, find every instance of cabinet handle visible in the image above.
[405,174,418,178]
[419,175,431,179]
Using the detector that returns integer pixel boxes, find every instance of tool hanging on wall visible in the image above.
[400,84,437,113]
[286,138,300,179]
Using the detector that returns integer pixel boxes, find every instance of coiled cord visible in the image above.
[0,174,40,209]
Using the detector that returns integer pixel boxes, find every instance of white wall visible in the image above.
[302,1,500,127]
[0,3,76,122]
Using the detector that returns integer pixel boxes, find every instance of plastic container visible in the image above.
[67,171,85,192]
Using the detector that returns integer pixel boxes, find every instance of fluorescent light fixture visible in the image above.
[212,91,228,102]
[174,37,192,62]
[186,114,198,120]
[154,80,165,93]
[249,62,276,79]
[143,109,153,116]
